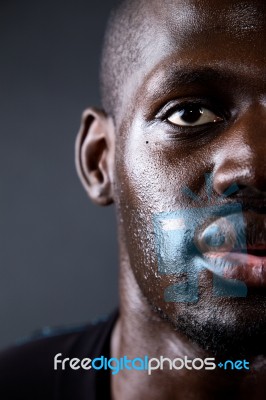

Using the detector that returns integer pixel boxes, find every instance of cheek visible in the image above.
[115,132,209,310]
[117,129,206,213]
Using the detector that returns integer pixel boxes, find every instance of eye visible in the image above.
[167,104,223,127]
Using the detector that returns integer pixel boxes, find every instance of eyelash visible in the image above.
[156,99,226,129]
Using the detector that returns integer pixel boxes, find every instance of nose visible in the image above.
[213,105,266,196]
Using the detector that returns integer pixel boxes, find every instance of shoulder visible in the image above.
[0,310,118,400]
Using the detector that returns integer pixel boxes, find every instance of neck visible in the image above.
[110,242,266,400]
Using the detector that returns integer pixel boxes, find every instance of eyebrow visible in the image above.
[164,67,227,84]
[143,66,235,100]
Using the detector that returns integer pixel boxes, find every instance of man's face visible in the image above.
[114,0,266,353]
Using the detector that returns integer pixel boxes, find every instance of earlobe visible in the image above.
[75,108,115,206]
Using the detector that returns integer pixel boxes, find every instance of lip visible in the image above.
[196,211,266,287]
[204,251,266,287]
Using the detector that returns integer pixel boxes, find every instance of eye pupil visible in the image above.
[179,105,203,123]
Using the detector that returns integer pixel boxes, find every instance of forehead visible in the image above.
[117,0,266,122]
[157,0,265,34]
[145,0,266,51]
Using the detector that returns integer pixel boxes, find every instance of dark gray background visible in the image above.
[0,0,119,350]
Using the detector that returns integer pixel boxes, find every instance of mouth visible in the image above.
[195,211,266,287]
[205,250,266,287]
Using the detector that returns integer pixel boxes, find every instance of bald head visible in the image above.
[100,0,150,119]
[100,0,266,120]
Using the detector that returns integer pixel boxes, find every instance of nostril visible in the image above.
[213,162,266,197]
[212,173,235,196]
[234,184,246,192]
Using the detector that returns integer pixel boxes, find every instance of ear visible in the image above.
[75,108,115,206]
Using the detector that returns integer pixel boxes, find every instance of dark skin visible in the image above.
[76,0,266,398]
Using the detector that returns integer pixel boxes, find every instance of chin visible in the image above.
[152,291,266,358]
